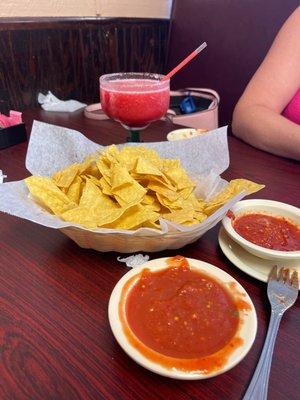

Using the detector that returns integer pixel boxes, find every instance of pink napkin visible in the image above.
[0,110,22,128]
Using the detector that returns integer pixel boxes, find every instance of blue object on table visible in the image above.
[179,95,197,114]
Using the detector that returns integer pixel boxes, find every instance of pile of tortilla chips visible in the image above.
[25,145,264,230]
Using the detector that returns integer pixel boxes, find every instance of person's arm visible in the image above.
[232,7,300,160]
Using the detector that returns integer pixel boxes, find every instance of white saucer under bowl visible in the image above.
[218,227,300,287]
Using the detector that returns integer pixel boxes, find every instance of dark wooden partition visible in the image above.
[0,18,169,112]
[167,1,299,126]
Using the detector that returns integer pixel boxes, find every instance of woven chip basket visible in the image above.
[60,226,206,253]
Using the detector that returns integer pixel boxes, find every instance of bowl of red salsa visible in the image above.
[222,199,300,261]
[108,256,257,379]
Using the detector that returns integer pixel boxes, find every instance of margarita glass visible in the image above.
[100,72,170,142]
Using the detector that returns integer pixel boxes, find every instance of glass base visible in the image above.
[121,123,148,130]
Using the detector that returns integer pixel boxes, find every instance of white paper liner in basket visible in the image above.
[0,121,248,252]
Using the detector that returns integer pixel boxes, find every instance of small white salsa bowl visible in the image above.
[108,257,257,380]
[222,199,300,261]
[167,128,208,141]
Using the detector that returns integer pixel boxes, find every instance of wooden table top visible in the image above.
[1,109,299,400]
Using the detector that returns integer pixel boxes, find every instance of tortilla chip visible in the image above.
[205,179,265,212]
[134,157,163,177]
[81,156,101,179]
[80,179,117,209]
[98,176,113,196]
[118,146,163,171]
[25,176,76,214]
[113,179,147,206]
[110,163,134,190]
[162,209,195,225]
[52,163,80,188]
[105,204,159,230]
[61,205,125,228]
[228,179,265,195]
[164,164,195,190]
[65,176,83,204]
[96,159,111,181]
[148,182,180,203]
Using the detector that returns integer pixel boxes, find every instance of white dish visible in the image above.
[108,257,257,380]
[219,227,300,287]
[222,199,300,261]
[167,128,208,141]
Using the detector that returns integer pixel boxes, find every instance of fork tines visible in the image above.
[270,266,299,289]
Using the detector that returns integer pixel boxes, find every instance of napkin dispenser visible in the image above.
[0,123,27,149]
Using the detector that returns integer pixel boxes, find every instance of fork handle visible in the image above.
[242,311,282,400]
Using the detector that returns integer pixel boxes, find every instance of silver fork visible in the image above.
[242,266,299,400]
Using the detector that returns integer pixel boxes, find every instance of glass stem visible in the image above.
[128,130,141,142]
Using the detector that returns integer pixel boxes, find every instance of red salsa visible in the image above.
[232,212,300,251]
[119,256,249,373]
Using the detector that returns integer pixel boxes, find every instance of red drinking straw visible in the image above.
[162,42,207,81]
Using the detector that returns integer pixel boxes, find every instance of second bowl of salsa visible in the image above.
[222,199,300,261]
